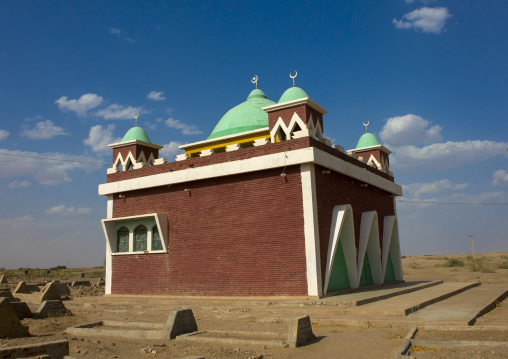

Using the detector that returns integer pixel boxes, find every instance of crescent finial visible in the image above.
[251,75,259,89]
[363,121,369,133]
[290,71,297,86]
[134,113,139,127]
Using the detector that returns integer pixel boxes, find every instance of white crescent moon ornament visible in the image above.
[251,75,258,89]
[363,121,369,133]
[290,71,297,86]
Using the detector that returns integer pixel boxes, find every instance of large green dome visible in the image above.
[121,126,152,143]
[356,133,380,149]
[208,89,275,140]
[278,87,309,103]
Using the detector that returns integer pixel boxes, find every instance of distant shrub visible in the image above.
[409,261,423,269]
[466,256,497,273]
[497,261,508,270]
[50,265,67,270]
[401,256,407,259]
[443,257,465,267]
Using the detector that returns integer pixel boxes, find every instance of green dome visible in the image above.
[356,133,380,149]
[208,89,275,139]
[121,126,152,143]
[278,87,309,103]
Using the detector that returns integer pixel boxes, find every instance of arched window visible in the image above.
[117,227,129,253]
[134,225,147,252]
[152,225,163,250]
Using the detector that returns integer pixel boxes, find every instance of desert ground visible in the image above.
[1,252,508,359]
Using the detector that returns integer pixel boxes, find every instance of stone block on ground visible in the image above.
[0,339,69,358]
[13,281,31,294]
[11,301,32,319]
[0,298,29,338]
[287,315,315,348]
[35,300,70,319]
[71,280,91,287]
[165,309,198,339]
[0,275,8,284]
[0,291,17,302]
[40,281,61,302]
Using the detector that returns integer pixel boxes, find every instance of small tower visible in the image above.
[262,72,328,144]
[347,125,392,175]
[107,124,164,174]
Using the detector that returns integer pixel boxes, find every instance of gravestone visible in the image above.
[165,309,198,339]
[40,282,61,302]
[0,298,29,338]
[35,300,70,319]
[13,281,30,294]
[0,275,8,284]
[54,282,70,296]
[11,302,32,319]
[287,316,315,348]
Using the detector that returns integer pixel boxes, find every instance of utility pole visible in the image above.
[468,235,475,259]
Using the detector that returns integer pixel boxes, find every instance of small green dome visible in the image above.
[356,133,380,149]
[278,87,309,103]
[208,89,275,140]
[121,126,152,143]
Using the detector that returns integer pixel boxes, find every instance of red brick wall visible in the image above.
[111,166,308,296]
[313,164,395,286]
[268,105,323,132]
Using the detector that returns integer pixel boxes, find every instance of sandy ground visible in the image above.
[1,252,507,359]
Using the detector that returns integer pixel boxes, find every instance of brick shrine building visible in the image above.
[98,82,403,297]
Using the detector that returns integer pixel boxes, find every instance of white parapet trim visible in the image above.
[300,163,322,296]
[200,149,214,157]
[175,153,188,161]
[99,147,403,196]
[253,138,269,146]
[324,205,358,294]
[154,158,167,165]
[357,211,382,286]
[226,143,240,152]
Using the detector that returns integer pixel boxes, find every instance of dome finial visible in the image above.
[251,75,259,89]
[290,71,297,87]
[134,113,139,127]
[363,121,369,133]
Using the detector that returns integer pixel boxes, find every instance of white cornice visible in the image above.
[262,97,328,115]
[108,140,164,150]
[99,147,402,196]
[179,127,269,150]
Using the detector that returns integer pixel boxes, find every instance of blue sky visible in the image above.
[1,1,507,269]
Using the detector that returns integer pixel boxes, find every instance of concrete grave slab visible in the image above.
[0,298,29,338]
[35,300,70,319]
[0,275,8,284]
[11,301,33,319]
[0,339,69,359]
[65,309,198,340]
[40,281,62,302]
[71,280,91,287]
[0,290,17,302]
[13,280,31,294]
[54,282,71,296]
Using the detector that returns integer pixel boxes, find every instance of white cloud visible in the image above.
[393,7,452,34]
[159,141,184,160]
[95,104,145,120]
[8,180,31,188]
[390,140,508,172]
[403,179,469,198]
[44,204,91,215]
[147,91,166,101]
[0,130,9,141]
[493,170,508,186]
[380,114,442,146]
[83,125,121,152]
[20,120,67,139]
[165,118,203,135]
[0,148,103,185]
[109,27,122,36]
[55,93,104,117]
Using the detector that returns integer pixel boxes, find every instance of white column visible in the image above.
[300,163,322,296]
[105,195,113,295]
